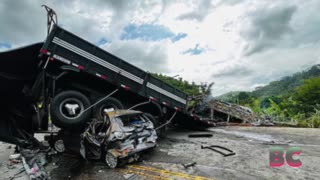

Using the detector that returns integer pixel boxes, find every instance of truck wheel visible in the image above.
[93,97,124,120]
[144,113,161,136]
[51,90,91,128]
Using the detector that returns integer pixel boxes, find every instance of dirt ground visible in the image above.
[0,126,319,180]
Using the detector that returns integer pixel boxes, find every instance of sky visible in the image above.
[1,0,320,96]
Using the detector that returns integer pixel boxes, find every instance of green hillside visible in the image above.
[217,64,320,100]
[215,91,241,102]
[216,64,320,127]
[252,65,320,97]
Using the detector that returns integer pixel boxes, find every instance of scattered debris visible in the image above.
[262,140,294,145]
[182,162,197,168]
[188,134,213,138]
[217,122,252,126]
[15,142,54,180]
[201,145,236,157]
[10,167,26,179]
[9,154,21,160]
[123,173,137,179]
[251,116,275,126]
[9,159,21,164]
[8,153,22,164]
[22,156,45,180]
[272,121,298,127]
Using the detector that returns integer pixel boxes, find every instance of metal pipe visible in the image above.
[154,111,177,131]
[79,89,119,116]
[128,99,151,110]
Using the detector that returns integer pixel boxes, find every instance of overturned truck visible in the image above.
[0,7,207,156]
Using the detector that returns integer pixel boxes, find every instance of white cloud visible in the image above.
[177,0,213,22]
[1,0,320,97]
[239,2,297,56]
[101,39,170,73]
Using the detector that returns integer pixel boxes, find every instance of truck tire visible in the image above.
[93,97,124,120]
[144,113,161,136]
[51,90,91,128]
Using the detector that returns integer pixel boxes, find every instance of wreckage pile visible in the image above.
[207,100,283,126]
[3,110,158,179]
[208,100,260,123]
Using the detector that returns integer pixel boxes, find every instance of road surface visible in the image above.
[1,127,319,180]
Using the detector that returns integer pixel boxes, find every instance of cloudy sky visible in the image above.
[1,0,320,96]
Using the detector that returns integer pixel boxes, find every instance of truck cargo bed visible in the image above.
[41,25,188,112]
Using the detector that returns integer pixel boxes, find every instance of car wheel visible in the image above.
[93,97,124,120]
[51,90,91,128]
[143,113,161,136]
[54,139,66,153]
[105,152,118,168]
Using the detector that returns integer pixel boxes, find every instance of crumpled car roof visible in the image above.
[105,110,143,119]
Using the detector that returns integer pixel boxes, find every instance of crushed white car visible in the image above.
[80,110,157,168]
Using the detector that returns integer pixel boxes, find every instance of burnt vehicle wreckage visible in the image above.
[0,6,218,176]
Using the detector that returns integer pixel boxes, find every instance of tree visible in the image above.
[152,73,202,96]
[307,106,320,128]
[293,77,320,115]
[238,92,250,104]
[199,82,214,97]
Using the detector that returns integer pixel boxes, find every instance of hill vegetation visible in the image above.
[253,65,320,97]
[151,73,214,107]
[152,73,202,97]
[217,65,320,127]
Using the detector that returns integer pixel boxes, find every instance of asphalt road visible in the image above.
[1,127,319,180]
